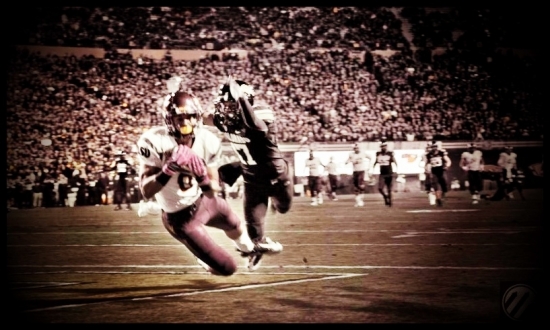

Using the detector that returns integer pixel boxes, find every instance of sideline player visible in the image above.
[345,143,371,207]
[110,151,134,210]
[325,157,340,201]
[137,87,261,276]
[426,141,452,206]
[206,76,291,270]
[420,143,435,205]
[372,141,398,207]
[497,146,522,200]
[304,150,324,205]
[460,142,484,204]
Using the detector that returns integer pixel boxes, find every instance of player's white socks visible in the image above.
[428,191,436,205]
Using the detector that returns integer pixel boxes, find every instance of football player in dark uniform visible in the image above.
[425,141,452,206]
[372,141,398,207]
[205,76,291,270]
[110,151,133,210]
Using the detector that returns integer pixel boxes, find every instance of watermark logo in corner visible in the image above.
[500,282,541,323]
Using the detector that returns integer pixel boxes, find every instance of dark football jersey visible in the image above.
[115,159,131,178]
[375,151,395,175]
[223,105,285,183]
[426,150,447,174]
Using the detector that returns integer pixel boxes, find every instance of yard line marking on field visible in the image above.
[6,242,536,247]
[23,273,365,313]
[10,282,81,289]
[407,209,480,213]
[153,274,364,298]
[9,264,540,271]
[7,227,539,235]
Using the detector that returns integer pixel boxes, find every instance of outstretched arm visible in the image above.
[228,77,268,133]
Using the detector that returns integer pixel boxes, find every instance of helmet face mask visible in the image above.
[213,80,254,133]
[163,91,203,138]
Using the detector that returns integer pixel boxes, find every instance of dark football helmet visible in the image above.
[213,79,255,133]
[429,141,439,153]
[162,90,203,138]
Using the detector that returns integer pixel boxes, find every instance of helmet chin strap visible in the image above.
[177,131,195,147]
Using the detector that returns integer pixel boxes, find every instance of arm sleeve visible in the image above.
[238,98,268,133]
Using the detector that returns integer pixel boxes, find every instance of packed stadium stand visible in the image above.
[7,7,542,208]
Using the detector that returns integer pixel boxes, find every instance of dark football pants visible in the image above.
[352,171,365,193]
[243,177,293,243]
[378,174,393,195]
[467,170,483,195]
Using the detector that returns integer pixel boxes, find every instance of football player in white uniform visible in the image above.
[305,150,324,206]
[345,143,372,207]
[460,143,485,204]
[136,87,260,276]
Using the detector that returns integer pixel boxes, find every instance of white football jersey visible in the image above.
[461,150,483,171]
[347,151,371,172]
[325,162,339,175]
[136,126,222,213]
[305,157,323,176]
[498,152,517,170]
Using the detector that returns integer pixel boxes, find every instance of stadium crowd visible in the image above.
[7,6,542,209]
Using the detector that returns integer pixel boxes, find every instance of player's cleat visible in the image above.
[256,237,283,254]
[436,198,443,207]
[354,195,364,207]
[472,200,479,204]
[237,237,283,271]
[114,206,122,211]
[310,200,318,206]
[246,251,264,272]
[387,196,392,207]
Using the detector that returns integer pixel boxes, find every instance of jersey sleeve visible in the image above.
[137,129,174,169]
[253,104,275,123]
[202,129,222,168]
